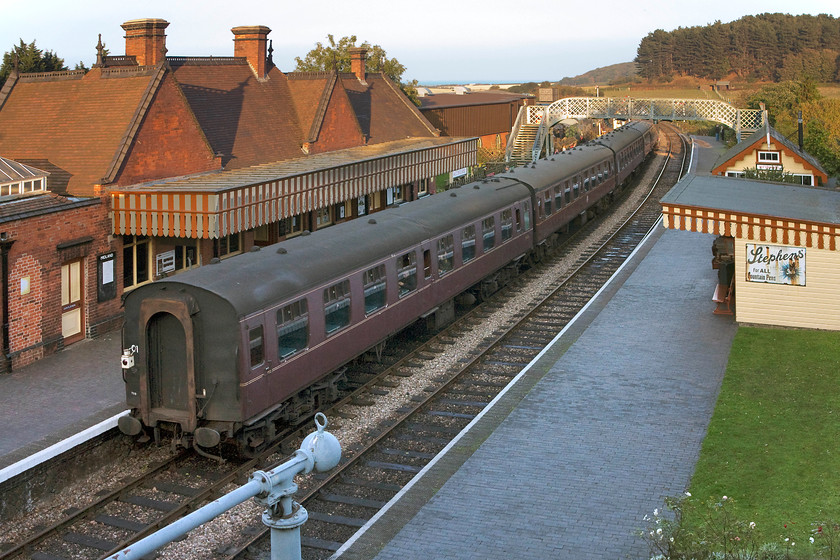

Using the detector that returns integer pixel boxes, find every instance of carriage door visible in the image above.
[147,312,188,412]
[61,259,84,344]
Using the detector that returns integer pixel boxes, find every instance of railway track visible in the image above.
[1,125,687,560]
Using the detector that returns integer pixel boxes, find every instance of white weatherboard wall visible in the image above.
[734,241,840,330]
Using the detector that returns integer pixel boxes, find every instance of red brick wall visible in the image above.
[2,200,121,370]
[309,87,365,154]
[116,74,218,186]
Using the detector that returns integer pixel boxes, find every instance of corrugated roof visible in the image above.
[116,136,475,193]
[419,91,530,110]
[661,174,840,225]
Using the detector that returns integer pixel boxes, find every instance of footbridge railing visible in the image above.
[506,97,764,163]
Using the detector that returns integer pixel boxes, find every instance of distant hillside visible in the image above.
[636,13,840,82]
[558,62,637,86]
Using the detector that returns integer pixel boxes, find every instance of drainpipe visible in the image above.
[1,232,15,374]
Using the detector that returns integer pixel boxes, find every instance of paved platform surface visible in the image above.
[0,330,124,471]
[336,226,736,560]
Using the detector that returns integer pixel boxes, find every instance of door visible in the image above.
[147,312,188,412]
[61,259,84,344]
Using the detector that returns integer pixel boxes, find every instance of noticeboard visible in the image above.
[97,251,117,301]
[745,244,806,286]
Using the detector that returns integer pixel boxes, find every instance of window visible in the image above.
[315,206,332,229]
[522,201,531,230]
[483,217,496,252]
[397,251,417,297]
[423,249,432,279]
[726,171,745,178]
[324,280,351,335]
[277,299,308,359]
[214,232,241,259]
[437,235,454,276]
[794,174,813,186]
[583,176,590,191]
[280,215,303,238]
[462,225,476,263]
[501,210,513,242]
[123,235,151,288]
[758,151,780,163]
[249,325,264,367]
[544,191,552,216]
[357,195,367,216]
[554,186,563,209]
[174,240,199,272]
[364,264,387,314]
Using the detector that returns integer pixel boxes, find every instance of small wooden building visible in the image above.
[711,123,828,187]
[661,175,840,330]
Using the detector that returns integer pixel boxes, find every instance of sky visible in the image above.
[3,0,839,84]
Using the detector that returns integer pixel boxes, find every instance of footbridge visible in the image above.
[506,97,765,164]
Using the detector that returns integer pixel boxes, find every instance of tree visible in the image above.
[295,34,417,104]
[0,39,67,84]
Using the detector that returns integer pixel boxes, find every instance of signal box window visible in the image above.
[483,217,496,252]
[277,299,309,359]
[438,235,454,276]
[397,252,417,297]
[249,325,264,367]
[364,264,387,315]
[324,280,351,335]
[462,225,476,263]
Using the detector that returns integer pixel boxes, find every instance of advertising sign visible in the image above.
[745,244,806,286]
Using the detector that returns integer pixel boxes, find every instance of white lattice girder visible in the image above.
[526,98,763,131]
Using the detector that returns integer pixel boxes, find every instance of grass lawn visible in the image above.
[686,326,840,552]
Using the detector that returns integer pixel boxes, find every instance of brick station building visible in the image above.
[0,18,475,370]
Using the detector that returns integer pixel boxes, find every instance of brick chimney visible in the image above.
[349,47,367,81]
[122,18,169,66]
[232,26,271,79]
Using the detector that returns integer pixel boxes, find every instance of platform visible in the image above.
[335,224,737,559]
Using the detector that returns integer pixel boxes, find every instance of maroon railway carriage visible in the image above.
[118,121,656,456]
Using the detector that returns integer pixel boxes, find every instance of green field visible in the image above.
[679,327,840,557]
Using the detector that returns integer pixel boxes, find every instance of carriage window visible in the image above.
[583,176,590,191]
[397,251,417,297]
[364,264,387,315]
[437,235,454,276]
[323,279,351,335]
[249,325,264,367]
[483,217,496,252]
[462,225,476,263]
[501,210,513,242]
[544,191,552,215]
[522,201,531,229]
[277,300,308,359]
[555,186,563,209]
[423,250,432,279]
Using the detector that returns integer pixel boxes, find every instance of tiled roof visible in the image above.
[286,72,335,142]
[170,61,305,169]
[0,67,159,196]
[341,73,438,142]
[0,191,99,223]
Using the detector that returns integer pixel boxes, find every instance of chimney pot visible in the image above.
[232,26,271,79]
[122,18,169,66]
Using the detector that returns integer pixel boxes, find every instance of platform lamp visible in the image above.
[0,232,15,374]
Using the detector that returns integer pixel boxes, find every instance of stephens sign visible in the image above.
[746,244,806,286]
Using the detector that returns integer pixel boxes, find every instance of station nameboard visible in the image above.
[745,244,806,286]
